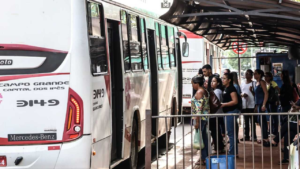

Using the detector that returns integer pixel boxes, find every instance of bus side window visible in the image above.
[167,26,176,67]
[129,15,142,71]
[121,10,131,72]
[140,18,149,70]
[160,25,169,69]
[88,2,108,75]
[155,23,162,69]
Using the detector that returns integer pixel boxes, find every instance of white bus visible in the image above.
[180,30,204,114]
[0,0,186,168]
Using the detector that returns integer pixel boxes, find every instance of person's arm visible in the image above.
[221,92,238,107]
[261,81,268,111]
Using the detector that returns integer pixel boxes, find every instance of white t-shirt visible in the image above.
[241,81,255,109]
[214,89,224,114]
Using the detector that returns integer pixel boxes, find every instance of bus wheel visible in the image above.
[129,118,138,169]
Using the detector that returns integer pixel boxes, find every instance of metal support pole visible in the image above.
[145,110,152,169]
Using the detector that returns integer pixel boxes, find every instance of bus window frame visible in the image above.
[87,1,109,76]
[138,17,149,72]
[129,13,143,73]
[120,10,132,73]
[160,24,170,70]
[155,22,163,70]
[167,26,176,68]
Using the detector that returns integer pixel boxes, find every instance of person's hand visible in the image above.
[293,134,300,141]
[194,122,199,129]
[221,103,225,108]
[249,86,253,92]
[243,93,248,98]
[276,101,279,106]
[261,105,266,112]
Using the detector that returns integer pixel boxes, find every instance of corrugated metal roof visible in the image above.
[160,0,300,50]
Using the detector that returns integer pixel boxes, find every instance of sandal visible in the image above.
[195,159,206,165]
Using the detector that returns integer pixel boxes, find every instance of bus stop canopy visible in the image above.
[160,0,300,50]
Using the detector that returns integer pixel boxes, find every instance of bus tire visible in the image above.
[129,118,138,169]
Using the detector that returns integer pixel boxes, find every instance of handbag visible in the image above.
[293,88,300,102]
[193,129,205,150]
[209,90,221,114]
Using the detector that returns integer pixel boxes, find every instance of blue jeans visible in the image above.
[257,104,268,139]
[200,120,208,160]
[224,109,239,155]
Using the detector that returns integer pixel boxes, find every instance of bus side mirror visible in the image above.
[182,42,189,57]
[177,31,189,57]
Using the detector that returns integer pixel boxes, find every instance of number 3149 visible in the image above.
[17,100,60,107]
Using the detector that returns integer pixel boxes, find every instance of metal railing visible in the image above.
[145,111,300,169]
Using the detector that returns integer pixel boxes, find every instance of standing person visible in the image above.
[240,69,257,141]
[265,72,280,136]
[191,75,210,165]
[231,72,241,142]
[210,76,225,153]
[280,70,294,123]
[202,64,213,91]
[221,73,239,156]
[251,69,269,146]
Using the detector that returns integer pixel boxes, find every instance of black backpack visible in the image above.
[268,82,278,104]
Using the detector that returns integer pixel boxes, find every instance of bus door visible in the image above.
[107,20,124,162]
[147,29,159,135]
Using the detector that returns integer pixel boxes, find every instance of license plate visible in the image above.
[8,133,57,142]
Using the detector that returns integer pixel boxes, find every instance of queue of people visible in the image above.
[191,64,300,165]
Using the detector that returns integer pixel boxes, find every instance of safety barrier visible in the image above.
[145,111,300,169]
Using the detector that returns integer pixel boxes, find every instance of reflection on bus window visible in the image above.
[168,26,176,67]
[121,10,130,71]
[130,15,142,71]
[160,25,169,69]
[140,18,149,70]
[88,2,107,74]
[155,22,162,69]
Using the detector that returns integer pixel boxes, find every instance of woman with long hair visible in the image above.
[210,76,225,153]
[221,73,239,156]
[280,70,294,123]
[252,69,269,146]
[191,75,210,165]
[265,72,280,136]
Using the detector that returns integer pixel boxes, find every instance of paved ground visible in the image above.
[151,118,293,169]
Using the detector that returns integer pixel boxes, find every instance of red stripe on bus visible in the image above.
[179,30,203,39]
[0,44,68,54]
[182,61,202,64]
[0,73,70,82]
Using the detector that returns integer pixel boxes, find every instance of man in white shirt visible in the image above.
[240,69,257,141]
